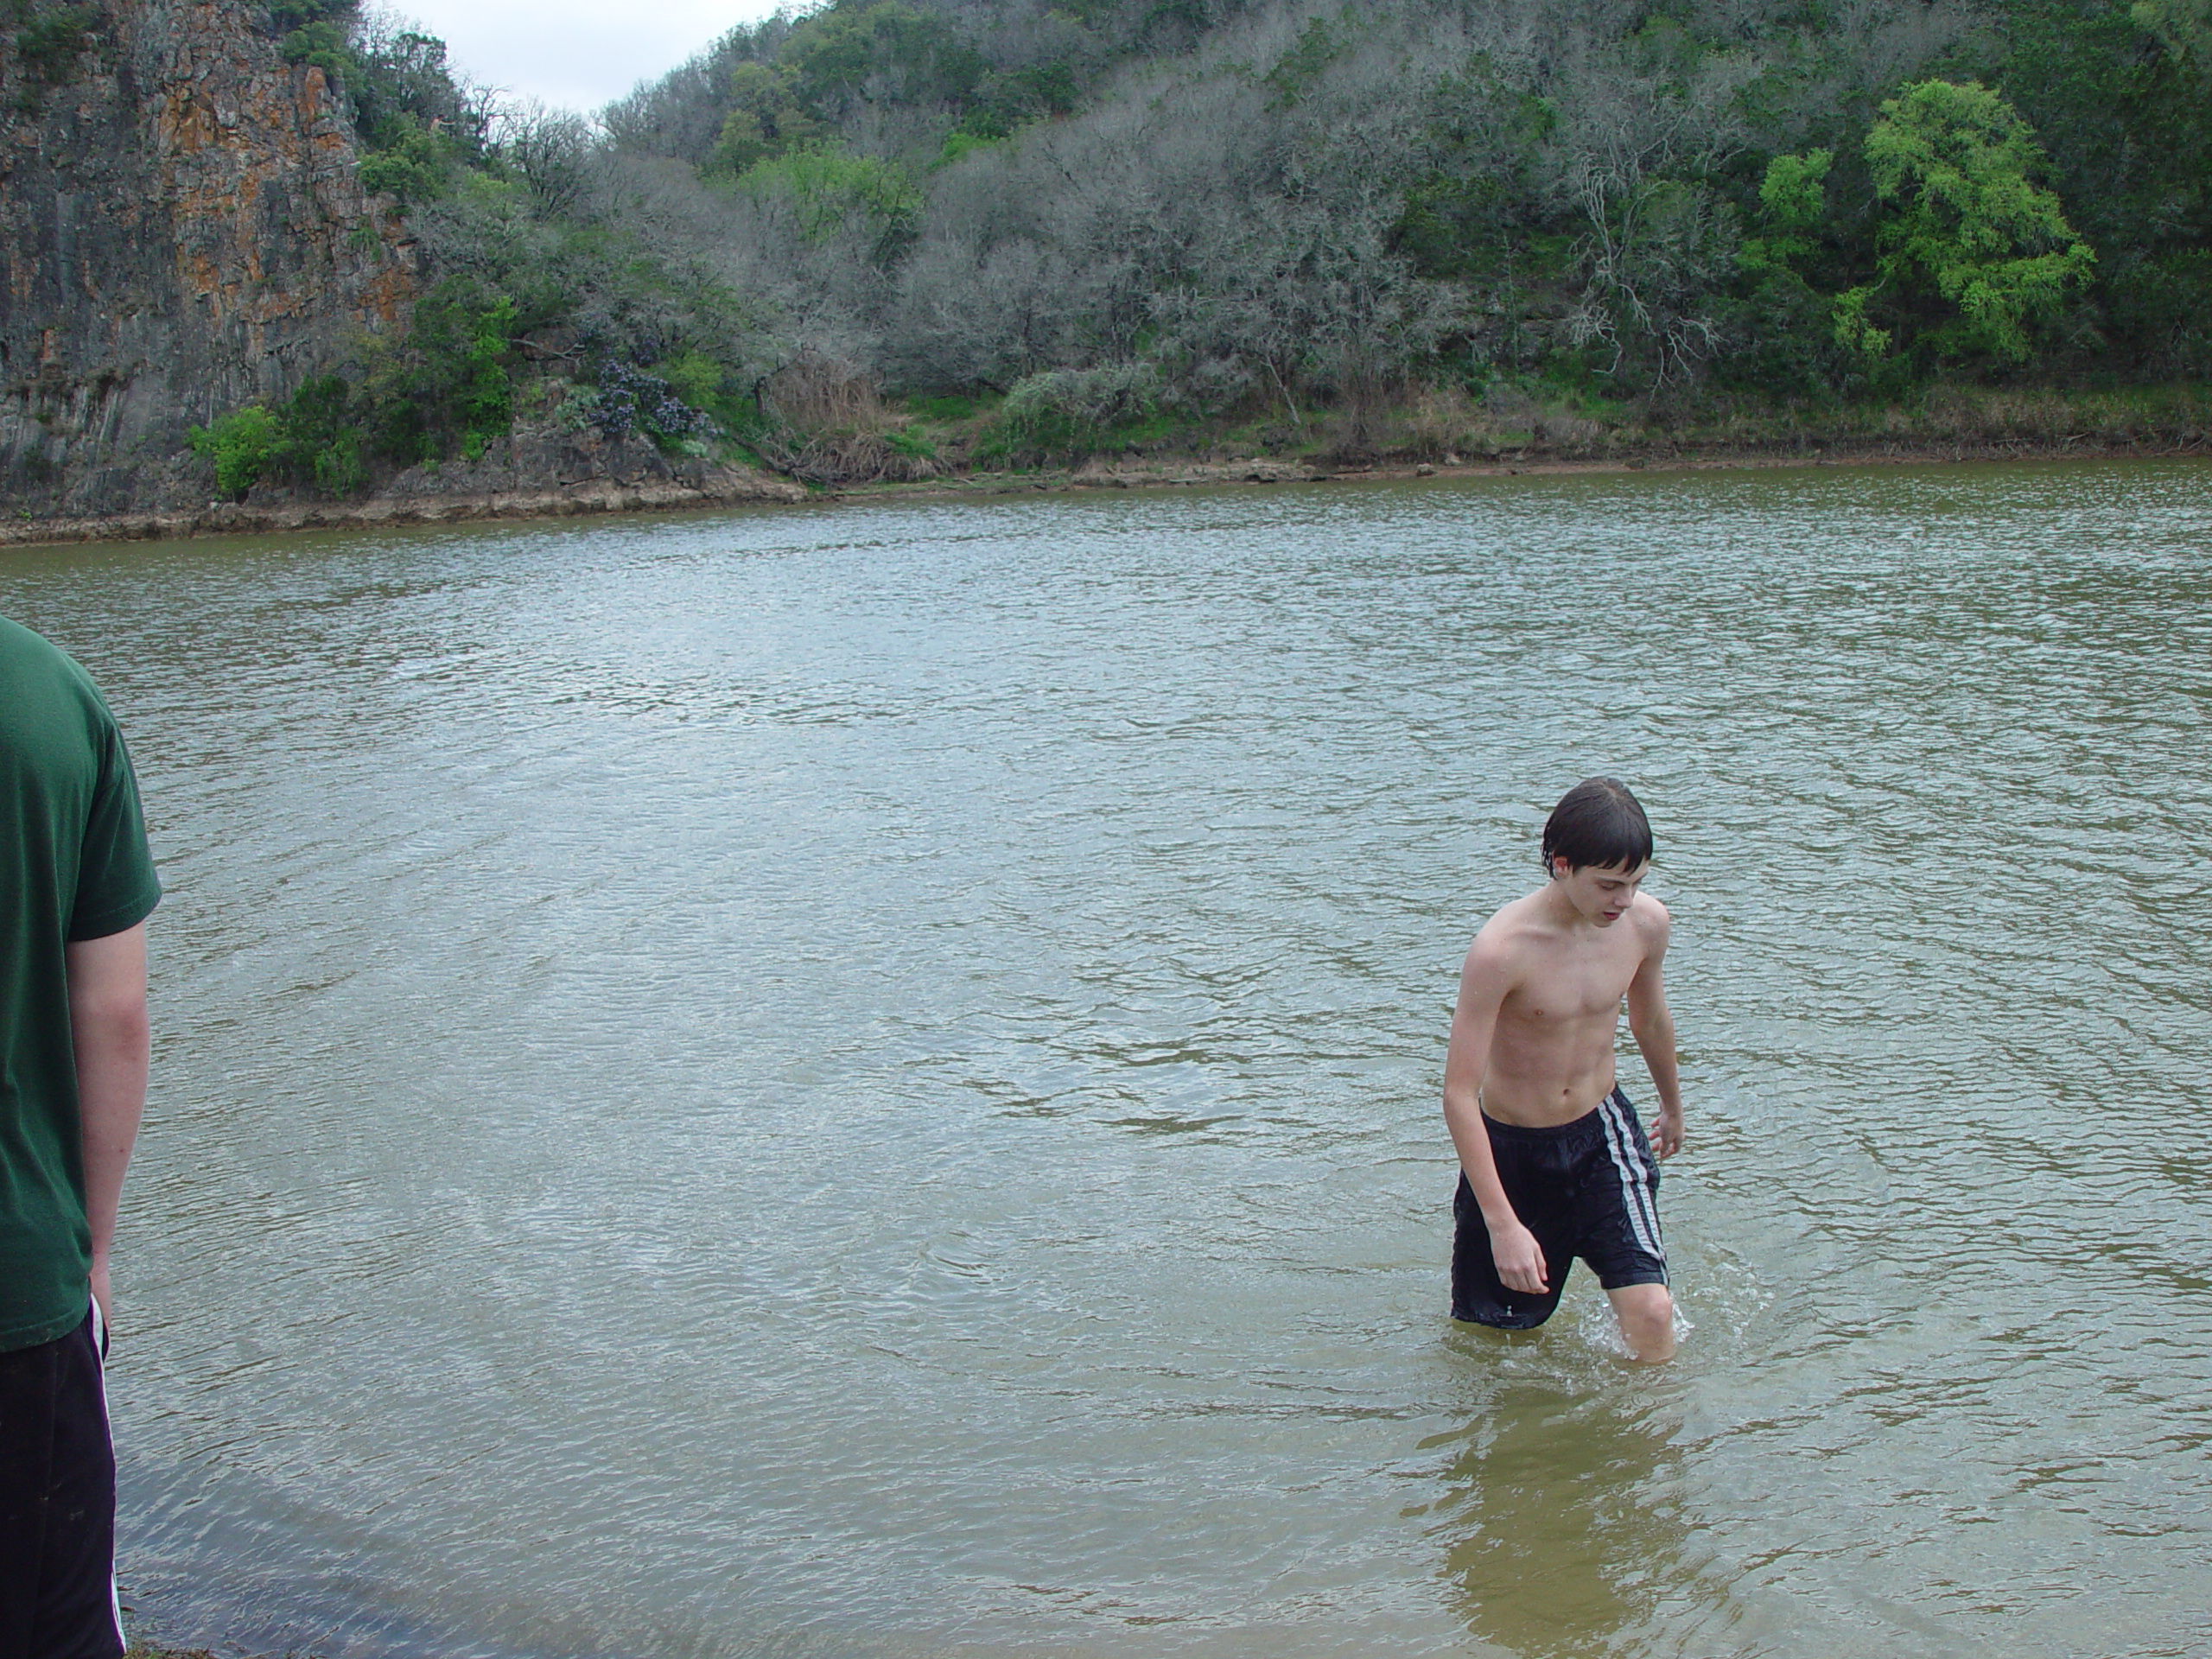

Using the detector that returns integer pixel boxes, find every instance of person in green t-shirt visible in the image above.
[0,613,161,1658]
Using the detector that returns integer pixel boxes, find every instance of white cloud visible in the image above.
[388,1,794,115]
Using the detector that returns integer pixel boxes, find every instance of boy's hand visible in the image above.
[1650,1106,1684,1160]
[1487,1217,1549,1294]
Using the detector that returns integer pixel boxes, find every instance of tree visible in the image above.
[734,143,923,266]
[495,102,593,219]
[708,61,822,175]
[1840,79,2094,365]
[1540,41,1756,391]
[2132,0,2212,62]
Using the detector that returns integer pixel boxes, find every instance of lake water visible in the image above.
[4,460,2209,1659]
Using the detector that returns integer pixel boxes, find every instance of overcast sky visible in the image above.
[387,1,793,115]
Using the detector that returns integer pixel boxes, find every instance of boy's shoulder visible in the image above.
[1625,889,1672,940]
[1466,888,1556,964]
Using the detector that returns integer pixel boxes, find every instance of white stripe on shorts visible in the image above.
[1598,1094,1665,1264]
[90,1298,124,1651]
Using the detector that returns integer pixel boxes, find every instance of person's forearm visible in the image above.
[79,1021,147,1274]
[68,925,150,1288]
[1630,1009,1681,1114]
[1445,953,1527,1236]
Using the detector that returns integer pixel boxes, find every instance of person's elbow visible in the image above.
[67,924,150,1063]
[1441,1065,1482,1125]
[1629,1008,1675,1057]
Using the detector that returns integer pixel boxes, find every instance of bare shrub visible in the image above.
[763,431,944,485]
[1394,384,1482,460]
[1531,412,1605,448]
[761,350,891,432]
[746,351,945,483]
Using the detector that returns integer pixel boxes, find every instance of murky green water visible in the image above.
[5,460,2209,1659]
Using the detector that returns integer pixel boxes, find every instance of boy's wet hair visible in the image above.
[1541,778,1654,875]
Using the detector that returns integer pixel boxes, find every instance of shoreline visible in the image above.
[5,432,2205,550]
[837,430,2209,499]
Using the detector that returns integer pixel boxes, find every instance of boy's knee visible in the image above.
[1611,1283,1675,1363]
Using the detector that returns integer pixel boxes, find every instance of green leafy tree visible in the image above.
[708,60,821,173]
[1738,149,1831,277]
[347,24,489,159]
[188,406,283,499]
[735,142,921,263]
[279,374,366,493]
[1988,0,2212,372]
[412,285,518,454]
[946,60,1077,146]
[1393,62,1555,289]
[1840,79,2094,365]
[1724,148,1859,396]
[1262,15,1345,111]
[188,378,368,499]
[268,0,355,28]
[785,1,982,118]
[356,116,458,205]
[655,349,728,412]
[357,279,519,464]
[707,3,1003,174]
[277,17,352,85]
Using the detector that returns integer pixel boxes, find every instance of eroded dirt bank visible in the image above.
[5,433,2205,550]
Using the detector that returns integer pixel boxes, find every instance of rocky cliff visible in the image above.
[0,0,413,516]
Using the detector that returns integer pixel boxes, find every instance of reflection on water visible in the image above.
[3,460,2210,1659]
[1433,1380,1688,1656]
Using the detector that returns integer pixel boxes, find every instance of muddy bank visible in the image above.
[5,430,2205,550]
[832,429,2211,499]
[2,464,808,549]
[1,416,810,548]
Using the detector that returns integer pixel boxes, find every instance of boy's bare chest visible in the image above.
[1504,945,1637,1026]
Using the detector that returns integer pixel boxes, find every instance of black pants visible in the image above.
[0,1306,123,1659]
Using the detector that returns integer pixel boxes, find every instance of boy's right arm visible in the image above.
[1442,939,1548,1294]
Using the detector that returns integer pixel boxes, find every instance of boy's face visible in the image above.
[1549,856,1649,926]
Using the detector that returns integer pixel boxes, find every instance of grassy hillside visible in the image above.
[184,0,2212,500]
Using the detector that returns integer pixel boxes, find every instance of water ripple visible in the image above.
[3,460,2208,1659]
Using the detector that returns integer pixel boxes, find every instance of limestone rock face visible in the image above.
[0,0,414,515]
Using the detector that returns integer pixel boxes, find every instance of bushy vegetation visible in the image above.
[188,378,363,500]
[5,0,99,107]
[196,0,2212,500]
[980,363,1174,463]
[188,277,523,498]
[269,2,490,200]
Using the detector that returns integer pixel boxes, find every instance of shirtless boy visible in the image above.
[1442,778,1683,1363]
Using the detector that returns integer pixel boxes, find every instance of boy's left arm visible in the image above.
[1624,902,1683,1159]
[68,920,150,1323]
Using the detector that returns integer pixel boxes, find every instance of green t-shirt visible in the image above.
[1,614,162,1351]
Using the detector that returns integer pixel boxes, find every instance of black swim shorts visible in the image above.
[0,1302,124,1658]
[1451,1086,1667,1329]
